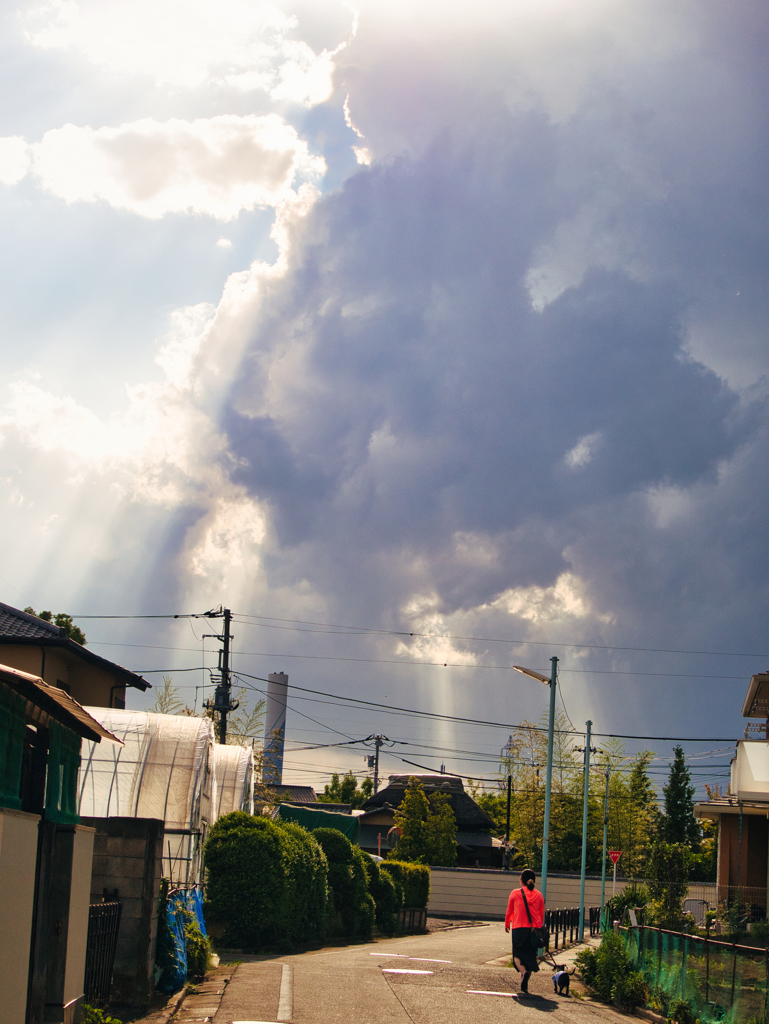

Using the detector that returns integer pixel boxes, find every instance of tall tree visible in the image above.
[424,791,458,866]
[660,746,701,849]
[391,777,458,865]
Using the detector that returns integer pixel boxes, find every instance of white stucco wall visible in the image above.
[0,807,41,1024]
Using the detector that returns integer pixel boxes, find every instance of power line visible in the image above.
[71,610,769,660]
[233,671,741,743]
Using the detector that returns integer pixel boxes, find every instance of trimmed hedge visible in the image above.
[314,828,374,939]
[364,857,403,936]
[204,811,328,949]
[381,861,430,909]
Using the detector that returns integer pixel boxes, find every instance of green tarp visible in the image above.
[276,803,361,843]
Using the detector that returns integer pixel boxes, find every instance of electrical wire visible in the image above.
[73,609,769,659]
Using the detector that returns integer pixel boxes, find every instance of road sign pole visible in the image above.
[613,859,617,896]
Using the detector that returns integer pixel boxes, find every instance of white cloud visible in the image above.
[10,114,325,220]
[0,136,31,185]
[24,0,347,104]
[564,432,603,469]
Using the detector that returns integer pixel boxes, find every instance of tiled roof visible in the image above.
[0,601,149,691]
[0,602,63,639]
[271,784,317,803]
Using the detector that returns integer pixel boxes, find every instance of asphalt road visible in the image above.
[213,923,629,1024]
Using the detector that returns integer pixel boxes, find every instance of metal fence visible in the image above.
[625,925,769,1023]
[544,906,601,948]
[84,902,122,1006]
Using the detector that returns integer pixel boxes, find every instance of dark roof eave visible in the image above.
[0,634,150,690]
[0,665,122,744]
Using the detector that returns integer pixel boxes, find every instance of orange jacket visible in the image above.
[505,887,545,930]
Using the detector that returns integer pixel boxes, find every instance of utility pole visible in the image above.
[578,720,593,942]
[203,607,238,744]
[365,735,389,793]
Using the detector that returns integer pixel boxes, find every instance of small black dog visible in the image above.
[552,969,574,995]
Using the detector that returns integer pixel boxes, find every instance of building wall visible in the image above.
[0,807,41,1024]
[0,645,125,708]
[82,817,165,1008]
[717,812,768,899]
[43,824,96,1024]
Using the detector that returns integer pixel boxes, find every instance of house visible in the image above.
[695,672,769,917]
[0,662,120,1024]
[0,601,150,708]
[359,774,504,867]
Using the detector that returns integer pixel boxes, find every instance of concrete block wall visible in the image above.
[427,867,632,919]
[81,817,164,1008]
[427,868,719,920]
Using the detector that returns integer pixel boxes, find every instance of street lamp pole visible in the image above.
[578,719,592,942]
[513,655,558,902]
[600,763,610,930]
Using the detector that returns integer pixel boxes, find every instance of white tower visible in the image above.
[263,671,288,784]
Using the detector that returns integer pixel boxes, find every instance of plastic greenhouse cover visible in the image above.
[77,709,215,829]
[214,743,254,818]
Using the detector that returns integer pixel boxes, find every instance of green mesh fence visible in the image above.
[625,926,769,1024]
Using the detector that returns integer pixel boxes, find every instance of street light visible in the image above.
[513,656,558,902]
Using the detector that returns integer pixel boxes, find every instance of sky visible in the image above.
[2,0,768,800]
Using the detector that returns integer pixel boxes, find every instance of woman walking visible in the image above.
[505,868,545,994]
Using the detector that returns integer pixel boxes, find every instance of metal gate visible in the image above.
[84,902,122,1005]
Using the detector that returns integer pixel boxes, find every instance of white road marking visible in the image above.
[382,969,434,975]
[277,963,293,1023]
[467,990,518,998]
[408,957,451,963]
[369,953,409,957]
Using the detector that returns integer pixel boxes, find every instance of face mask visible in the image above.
[526,880,535,890]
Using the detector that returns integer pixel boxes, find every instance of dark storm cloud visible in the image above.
[223,110,757,633]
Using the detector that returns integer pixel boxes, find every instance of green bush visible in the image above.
[313,827,354,863]
[185,918,212,978]
[668,999,697,1024]
[606,884,649,922]
[381,861,430,908]
[577,932,636,1003]
[204,811,328,950]
[81,1008,122,1024]
[364,856,404,936]
[575,946,598,988]
[612,970,648,1010]
[313,829,374,939]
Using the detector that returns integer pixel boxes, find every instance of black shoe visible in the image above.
[520,972,531,993]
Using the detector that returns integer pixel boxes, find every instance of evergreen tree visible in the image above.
[391,777,458,865]
[424,791,458,866]
[661,746,701,849]
[392,777,430,861]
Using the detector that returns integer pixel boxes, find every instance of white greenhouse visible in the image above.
[214,743,255,819]
[77,709,247,884]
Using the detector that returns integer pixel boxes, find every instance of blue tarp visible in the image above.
[156,891,188,992]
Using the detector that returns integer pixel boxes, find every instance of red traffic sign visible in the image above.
[609,850,622,864]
